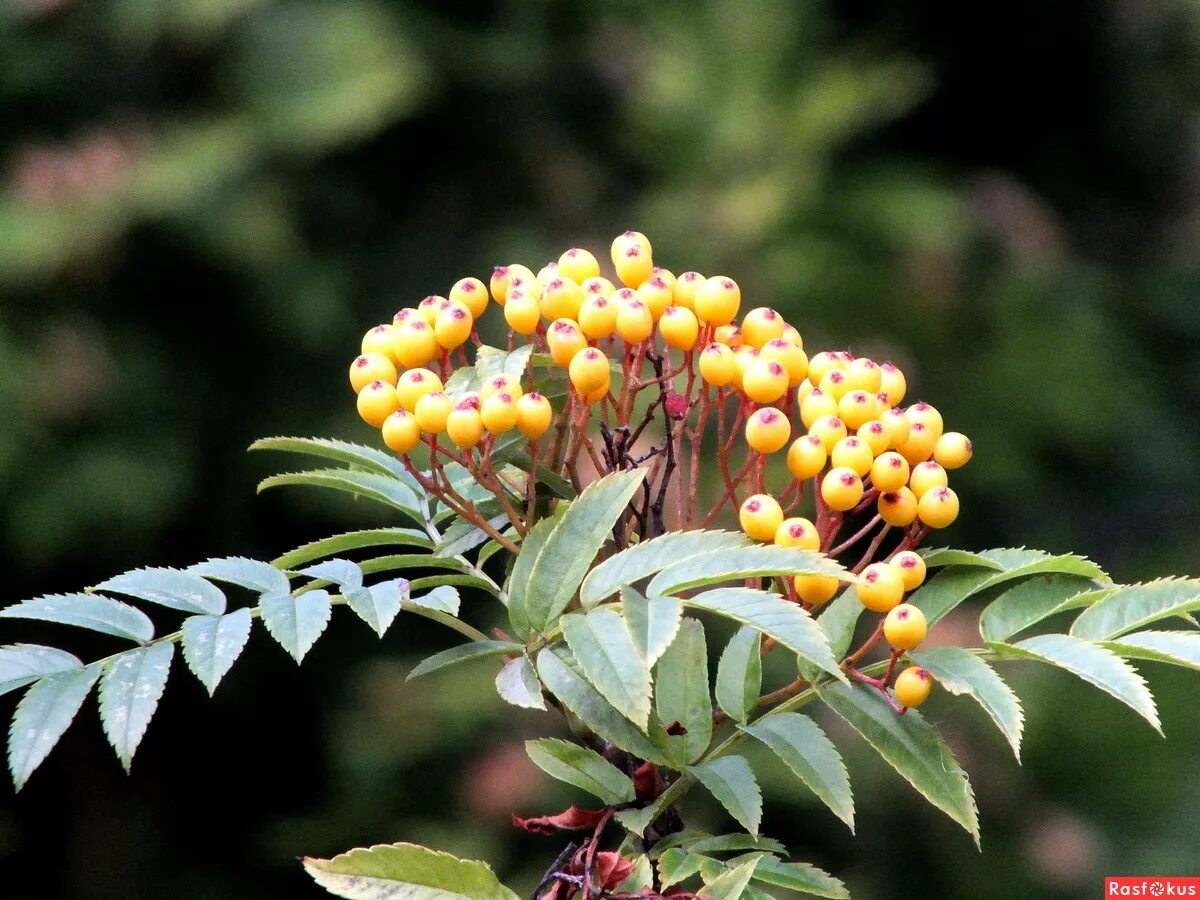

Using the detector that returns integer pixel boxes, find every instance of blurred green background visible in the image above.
[2,0,1200,897]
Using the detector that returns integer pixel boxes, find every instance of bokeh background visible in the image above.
[2,0,1200,897]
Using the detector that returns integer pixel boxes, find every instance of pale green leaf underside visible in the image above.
[621,588,683,668]
[495,656,545,710]
[188,557,290,595]
[94,568,226,615]
[909,646,1024,759]
[691,755,763,837]
[700,855,761,900]
[0,593,154,644]
[978,575,1105,643]
[1070,578,1200,641]
[0,645,83,698]
[1101,630,1200,671]
[562,609,652,728]
[180,608,253,695]
[98,642,175,771]
[8,666,101,790]
[302,841,520,900]
[260,590,332,663]
[579,530,751,607]
[524,738,635,804]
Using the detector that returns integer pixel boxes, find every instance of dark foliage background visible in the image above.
[2,1,1199,898]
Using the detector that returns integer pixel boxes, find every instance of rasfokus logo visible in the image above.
[1106,877,1200,896]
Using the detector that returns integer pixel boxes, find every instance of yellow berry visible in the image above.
[818,369,850,401]
[610,230,651,265]
[446,404,484,449]
[884,603,927,650]
[713,324,743,347]
[557,247,600,284]
[745,406,791,454]
[775,517,819,550]
[651,266,676,291]
[581,275,615,297]
[917,486,959,529]
[357,381,400,427]
[635,276,674,321]
[781,324,803,349]
[392,308,417,327]
[578,295,618,340]
[905,402,944,442]
[742,359,789,404]
[794,575,839,606]
[392,319,440,369]
[508,268,541,300]
[858,562,905,613]
[417,295,447,325]
[759,338,808,387]
[660,306,700,351]
[698,342,737,387]
[893,666,933,708]
[740,307,786,348]
[450,278,489,318]
[730,346,759,390]
[831,436,873,477]
[362,324,401,365]
[857,420,889,456]
[480,392,519,433]
[381,409,421,454]
[395,368,443,412]
[807,350,847,387]
[434,302,474,349]
[879,362,907,407]
[821,467,864,511]
[880,407,912,449]
[787,434,828,480]
[693,276,741,326]
[891,550,927,591]
[350,353,398,392]
[838,390,878,430]
[809,415,848,452]
[800,388,838,428]
[909,460,949,499]
[547,319,588,367]
[414,391,453,433]
[616,299,654,344]
[739,494,784,542]
[540,277,585,322]
[898,421,938,466]
[614,241,654,288]
[878,487,918,527]
[934,432,973,469]
[569,347,611,396]
[504,289,542,335]
[844,357,883,394]
[536,261,559,288]
[870,451,910,492]
[489,266,513,305]
[516,392,553,440]
[610,286,636,307]
[672,271,704,310]
[583,381,609,405]
[481,373,523,403]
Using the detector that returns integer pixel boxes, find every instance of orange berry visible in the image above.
[880,406,912,448]
[879,362,907,407]
[818,369,850,401]
[610,230,651,265]
[821,467,864,511]
[898,421,938,466]
[774,517,819,551]
[877,487,918,527]
[740,307,786,349]
[480,392,519,433]
[362,324,400,365]
[891,550,927,591]
[870,451,910,492]
[569,347,611,396]
[489,265,513,305]
[742,359,789,403]
[745,406,791,454]
[614,242,654,288]
[893,666,933,708]
[713,324,743,347]
[414,391,453,433]
[395,368,444,412]
[536,261,559,288]
[350,353,398,392]
[934,432,973,469]
[481,373,523,403]
[450,277,489,318]
[917,486,959,528]
[381,409,421,454]
[787,434,828,480]
[857,420,889,456]
[843,357,882,394]
[807,350,847,387]
[780,324,803,349]
[693,276,741,326]
[809,415,849,452]
[540,277,585,322]
[504,289,541,335]
[660,305,700,351]
[616,298,654,344]
[831,436,873,477]
[578,295,618,340]
[739,494,784,542]
[730,346,759,390]
[759,338,808,387]
[357,381,400,427]
[635,276,674,321]
[650,266,676,291]
[838,390,878,430]
[446,404,484,449]
[392,308,417,327]
[800,388,838,428]
[610,287,636,307]
[392,319,440,369]
[905,402,944,442]
[858,562,905,613]
[581,275,615,297]
[883,603,927,650]
[516,392,553,440]
[909,460,949,499]
[794,575,839,606]
[672,271,705,310]
[417,294,447,325]
[434,302,474,349]
[547,319,588,367]
[698,342,737,387]
[583,381,609,405]
[557,247,600,284]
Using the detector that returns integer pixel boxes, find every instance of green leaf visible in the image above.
[562,609,653,728]
[655,618,713,764]
[919,548,1004,569]
[1101,630,1200,671]
[715,627,762,724]
[409,585,460,616]
[0,645,83,698]
[816,588,864,661]
[648,545,845,596]
[343,579,407,637]
[580,530,751,607]
[273,528,434,570]
[657,848,705,887]
[990,634,1161,734]
[258,469,423,525]
[408,573,498,596]
[686,834,788,856]
[8,666,101,789]
[475,343,533,382]
[905,567,995,628]
[524,470,647,631]
[495,656,546,710]
[682,588,844,683]
[180,609,253,695]
[525,738,636,804]
[302,842,520,900]
[691,756,762,836]
[406,641,523,681]
[740,712,854,831]
[816,680,979,844]
[296,559,363,589]
[748,856,849,899]
[0,593,154,644]
[536,648,670,765]
[504,508,563,640]
[909,646,1024,759]
[700,855,761,900]
[978,575,1105,643]
[435,518,507,558]
[249,435,410,480]
[188,557,290,595]
[621,588,682,667]
[98,643,175,771]
[1070,578,1200,641]
[94,568,226,615]
[260,590,332,663]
